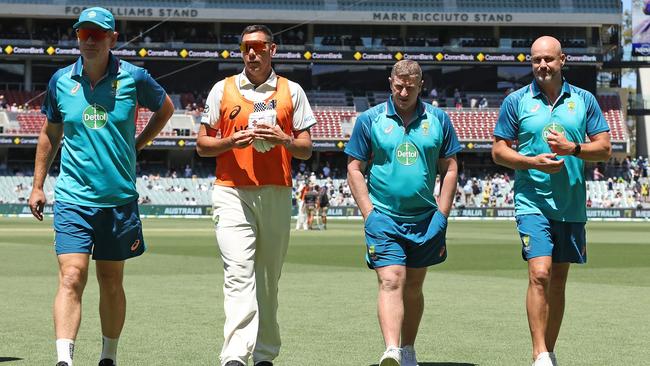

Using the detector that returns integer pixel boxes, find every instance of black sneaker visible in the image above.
[56,362,69,366]
[224,361,245,366]
[256,362,273,366]
[98,359,115,366]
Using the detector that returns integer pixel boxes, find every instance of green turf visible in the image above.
[0,218,648,365]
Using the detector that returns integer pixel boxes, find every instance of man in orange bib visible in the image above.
[197,24,316,366]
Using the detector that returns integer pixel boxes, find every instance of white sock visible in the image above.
[56,339,75,365]
[100,335,119,363]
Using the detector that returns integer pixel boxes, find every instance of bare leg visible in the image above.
[527,256,553,360]
[376,265,406,347]
[54,253,90,339]
[401,267,427,346]
[546,263,570,352]
[96,260,126,339]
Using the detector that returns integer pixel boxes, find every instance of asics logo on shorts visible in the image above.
[130,239,141,251]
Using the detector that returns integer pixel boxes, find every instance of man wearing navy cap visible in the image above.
[29,7,174,366]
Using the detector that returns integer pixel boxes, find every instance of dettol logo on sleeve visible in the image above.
[82,104,108,129]
[396,142,418,166]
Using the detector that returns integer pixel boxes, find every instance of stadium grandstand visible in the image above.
[1,0,648,218]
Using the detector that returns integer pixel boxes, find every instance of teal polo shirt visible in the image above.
[42,52,167,207]
[494,80,609,222]
[345,97,461,222]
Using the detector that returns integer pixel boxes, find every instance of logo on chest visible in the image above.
[253,99,277,113]
[530,103,541,113]
[542,122,565,141]
[396,142,418,166]
[229,105,241,119]
[566,101,576,113]
[82,104,108,129]
[421,120,429,136]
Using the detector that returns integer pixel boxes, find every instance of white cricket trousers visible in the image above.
[212,185,292,365]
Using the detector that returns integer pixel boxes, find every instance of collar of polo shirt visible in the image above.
[238,69,277,90]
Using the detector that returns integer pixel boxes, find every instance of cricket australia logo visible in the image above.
[542,122,565,142]
[82,104,108,129]
[396,142,418,166]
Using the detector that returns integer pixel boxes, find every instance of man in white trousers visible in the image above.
[196,24,316,366]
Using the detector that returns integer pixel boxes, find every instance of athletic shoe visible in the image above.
[379,346,401,366]
[549,352,559,366]
[224,361,245,366]
[401,345,418,366]
[532,352,554,366]
[255,362,273,366]
[98,359,115,366]
[56,362,69,366]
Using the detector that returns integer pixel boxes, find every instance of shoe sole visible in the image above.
[379,358,400,366]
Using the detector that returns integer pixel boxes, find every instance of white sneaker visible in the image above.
[401,345,418,366]
[379,346,401,366]
[549,352,559,366]
[532,352,554,366]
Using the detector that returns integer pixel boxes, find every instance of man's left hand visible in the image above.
[546,130,575,155]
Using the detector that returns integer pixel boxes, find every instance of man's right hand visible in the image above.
[230,130,254,149]
[530,153,565,174]
[28,189,46,221]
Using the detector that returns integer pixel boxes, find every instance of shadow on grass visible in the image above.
[370,363,477,366]
[0,358,22,363]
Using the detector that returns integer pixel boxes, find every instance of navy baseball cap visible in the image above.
[73,7,115,31]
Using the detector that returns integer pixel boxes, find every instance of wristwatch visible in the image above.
[572,142,581,156]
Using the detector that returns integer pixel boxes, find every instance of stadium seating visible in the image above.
[2,94,629,143]
[338,0,443,12]
[305,91,349,107]
[0,0,620,12]
[0,90,45,107]
[311,107,356,140]
[16,113,45,134]
[2,175,644,209]
[573,0,622,13]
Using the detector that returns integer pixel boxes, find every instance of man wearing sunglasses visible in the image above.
[29,7,174,366]
[197,24,316,366]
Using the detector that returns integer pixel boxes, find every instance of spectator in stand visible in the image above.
[318,185,330,230]
[471,178,482,206]
[462,180,473,206]
[322,162,331,178]
[429,87,438,100]
[303,184,319,229]
[592,166,605,181]
[295,179,309,230]
[0,94,6,109]
[454,88,463,109]
[478,96,488,109]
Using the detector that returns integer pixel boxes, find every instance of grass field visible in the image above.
[1,217,648,365]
